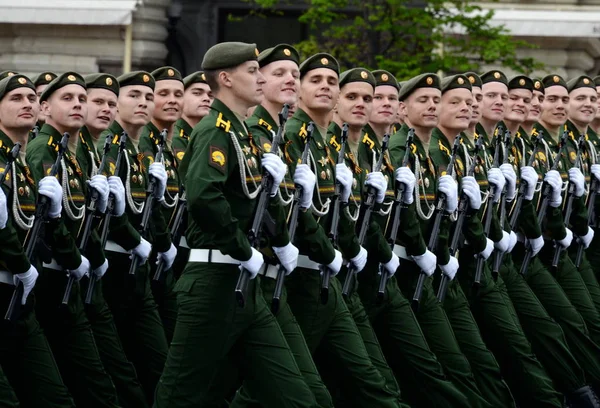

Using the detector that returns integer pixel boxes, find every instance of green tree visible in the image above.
[242,0,542,79]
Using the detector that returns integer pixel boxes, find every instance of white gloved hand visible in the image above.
[500,163,517,200]
[494,231,510,253]
[576,227,595,249]
[69,255,90,281]
[326,249,343,276]
[13,265,38,305]
[557,228,573,249]
[591,164,600,181]
[149,162,167,201]
[478,238,494,260]
[520,166,538,201]
[412,250,437,277]
[92,259,108,279]
[157,243,177,271]
[293,164,316,209]
[461,176,482,210]
[88,174,109,213]
[335,163,353,203]
[0,188,7,229]
[239,247,265,279]
[273,242,299,275]
[261,153,286,196]
[438,175,458,213]
[130,237,152,265]
[383,253,400,276]
[568,168,585,198]
[349,246,368,273]
[527,235,545,257]
[544,170,563,208]
[395,166,415,205]
[487,168,505,203]
[508,231,517,252]
[440,256,459,281]
[108,176,125,217]
[38,176,63,218]
[365,172,387,204]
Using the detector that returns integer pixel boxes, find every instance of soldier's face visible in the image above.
[439,88,472,132]
[569,87,597,126]
[402,88,441,129]
[86,88,117,133]
[153,80,184,125]
[183,83,212,121]
[117,85,154,127]
[0,87,39,132]
[299,68,339,113]
[335,82,373,128]
[505,89,532,124]
[42,84,88,131]
[226,61,265,107]
[481,82,508,123]
[370,85,399,127]
[36,84,48,123]
[527,90,544,123]
[261,60,300,106]
[470,86,482,126]
[540,86,569,128]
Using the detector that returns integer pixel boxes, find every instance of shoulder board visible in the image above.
[258,118,272,131]
[362,133,375,149]
[179,128,188,139]
[329,134,341,152]
[298,122,308,139]
[215,112,231,133]
[112,134,120,144]
[531,129,539,138]
[438,140,451,156]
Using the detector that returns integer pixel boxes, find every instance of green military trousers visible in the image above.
[570,248,600,313]
[150,263,179,345]
[584,230,600,284]
[154,262,318,408]
[34,266,120,408]
[0,364,18,408]
[81,277,150,408]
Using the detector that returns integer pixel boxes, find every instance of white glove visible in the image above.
[38,176,63,218]
[365,172,387,204]
[478,238,494,260]
[88,174,109,213]
[395,166,415,204]
[412,249,437,277]
[383,253,400,276]
[326,249,343,276]
[349,246,368,273]
[508,231,517,252]
[440,256,459,280]
[591,164,600,181]
[527,236,545,257]
[500,163,517,200]
[293,164,316,209]
[557,228,573,249]
[239,247,265,279]
[495,231,510,253]
[487,168,505,203]
[157,243,177,271]
[576,227,595,249]
[438,175,458,213]
[108,176,125,217]
[545,170,563,208]
[335,163,353,203]
[261,153,286,196]
[461,176,482,210]
[149,162,167,201]
[520,166,538,201]
[568,168,585,198]
[13,265,38,305]
[273,242,299,275]
[130,237,152,265]
[69,255,90,281]
[92,259,108,279]
[0,188,7,229]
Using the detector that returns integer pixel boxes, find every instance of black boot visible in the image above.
[568,386,600,408]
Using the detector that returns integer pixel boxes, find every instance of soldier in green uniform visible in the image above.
[0,73,76,407]
[155,42,318,408]
[100,71,170,404]
[26,72,121,407]
[29,72,57,140]
[520,79,544,137]
[588,76,600,282]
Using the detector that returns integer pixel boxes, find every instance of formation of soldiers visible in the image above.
[1,40,600,407]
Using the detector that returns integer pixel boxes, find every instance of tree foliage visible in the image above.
[241,0,542,80]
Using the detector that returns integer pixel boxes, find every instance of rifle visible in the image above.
[520,130,568,275]
[85,131,127,304]
[341,134,390,298]
[320,123,348,305]
[5,133,69,321]
[127,129,166,278]
[412,135,461,311]
[437,136,483,302]
[234,106,289,307]
[62,134,111,305]
[1,143,21,184]
[377,130,414,303]
[551,133,585,271]
[575,148,600,268]
[153,188,186,283]
[30,125,39,141]
[491,128,512,278]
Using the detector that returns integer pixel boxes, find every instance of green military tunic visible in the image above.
[582,125,600,284]
[27,124,120,408]
[172,118,192,169]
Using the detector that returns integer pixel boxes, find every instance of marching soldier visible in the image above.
[26,72,121,407]
[30,72,57,140]
[587,76,600,282]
